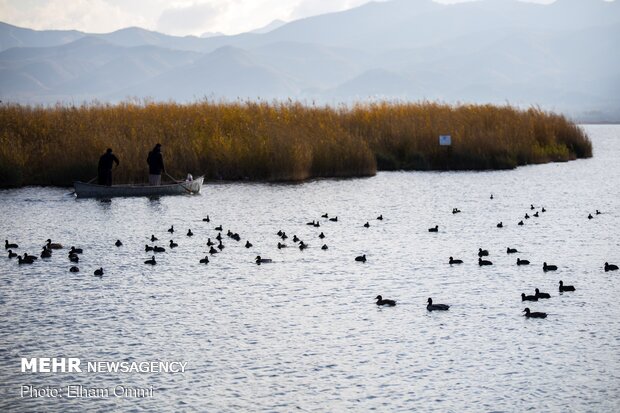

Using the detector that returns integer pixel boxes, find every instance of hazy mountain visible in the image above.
[200,31,226,38]
[0,0,619,121]
[0,37,200,100]
[0,22,82,51]
[110,46,299,102]
[250,20,287,34]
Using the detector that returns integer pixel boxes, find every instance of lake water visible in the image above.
[1,125,619,412]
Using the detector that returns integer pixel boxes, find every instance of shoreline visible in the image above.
[0,159,589,190]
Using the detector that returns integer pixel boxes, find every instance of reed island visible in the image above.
[0,101,592,187]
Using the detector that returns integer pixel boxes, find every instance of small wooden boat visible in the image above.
[73,176,204,198]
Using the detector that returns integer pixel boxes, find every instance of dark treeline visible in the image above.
[0,101,592,187]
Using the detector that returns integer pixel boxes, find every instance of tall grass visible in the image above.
[0,100,591,187]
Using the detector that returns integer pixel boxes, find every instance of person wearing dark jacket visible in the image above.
[98,148,119,186]
[147,143,165,186]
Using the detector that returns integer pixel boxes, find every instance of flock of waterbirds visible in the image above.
[5,194,618,318]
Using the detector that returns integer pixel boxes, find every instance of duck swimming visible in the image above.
[478,258,493,266]
[255,256,272,264]
[321,213,329,218]
[144,256,156,265]
[521,293,538,302]
[377,215,383,220]
[428,225,438,232]
[69,246,83,254]
[214,225,223,231]
[478,248,489,257]
[523,308,547,318]
[5,240,18,249]
[45,239,63,249]
[427,298,450,311]
[187,229,193,237]
[518,220,524,226]
[364,222,370,228]
[543,262,558,272]
[245,241,253,248]
[145,245,154,252]
[41,248,52,258]
[299,241,308,250]
[449,256,463,265]
[169,240,178,248]
[69,266,79,273]
[517,258,530,266]
[115,240,123,247]
[168,225,174,233]
[355,254,367,262]
[277,242,287,249]
[319,232,325,239]
[8,250,17,258]
[199,256,209,264]
[151,235,158,242]
[203,215,210,222]
[375,295,396,306]
[18,255,34,264]
[69,254,79,263]
[94,267,104,276]
[559,280,575,292]
[604,262,619,272]
[209,247,218,254]
[329,217,338,222]
[497,222,503,228]
[153,246,166,253]
[507,247,518,254]
[321,244,328,250]
[535,288,551,299]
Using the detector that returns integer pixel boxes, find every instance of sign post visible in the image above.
[439,135,452,169]
[439,135,451,146]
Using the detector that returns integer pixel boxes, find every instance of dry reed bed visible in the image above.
[0,101,592,187]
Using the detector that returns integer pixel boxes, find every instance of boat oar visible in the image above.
[165,172,193,194]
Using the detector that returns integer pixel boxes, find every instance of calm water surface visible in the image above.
[1,125,619,412]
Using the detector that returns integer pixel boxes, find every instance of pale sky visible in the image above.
[0,0,575,36]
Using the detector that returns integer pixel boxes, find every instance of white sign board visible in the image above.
[439,135,452,146]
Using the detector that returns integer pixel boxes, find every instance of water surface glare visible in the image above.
[1,125,619,412]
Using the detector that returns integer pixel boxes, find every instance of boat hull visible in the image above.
[74,176,204,198]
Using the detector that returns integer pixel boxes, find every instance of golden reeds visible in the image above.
[0,100,591,187]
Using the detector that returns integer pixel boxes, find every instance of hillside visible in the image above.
[0,0,618,121]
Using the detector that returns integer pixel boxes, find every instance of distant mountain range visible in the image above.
[1,0,619,121]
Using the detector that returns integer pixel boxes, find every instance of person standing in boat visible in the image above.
[147,143,165,186]
[97,148,119,186]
